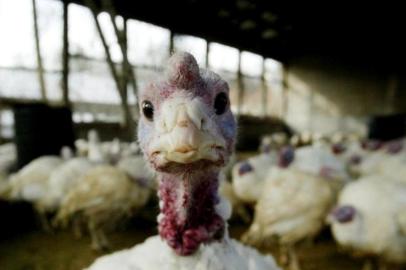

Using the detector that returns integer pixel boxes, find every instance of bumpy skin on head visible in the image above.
[137,52,237,255]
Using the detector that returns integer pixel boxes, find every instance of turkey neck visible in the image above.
[157,168,225,256]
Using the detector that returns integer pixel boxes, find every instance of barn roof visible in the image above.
[63,0,405,69]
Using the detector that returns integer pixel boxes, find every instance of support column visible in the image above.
[62,1,70,106]
[281,63,289,119]
[261,58,268,116]
[102,0,138,119]
[205,40,210,68]
[85,0,134,137]
[237,51,244,118]
[169,30,175,55]
[32,0,47,102]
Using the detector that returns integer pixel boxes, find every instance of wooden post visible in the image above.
[169,30,175,55]
[32,0,47,102]
[121,19,128,103]
[110,16,138,114]
[261,58,267,116]
[281,64,289,119]
[84,0,134,137]
[101,0,139,119]
[62,1,70,106]
[237,51,244,117]
[205,41,210,68]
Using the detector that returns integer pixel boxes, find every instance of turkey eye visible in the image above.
[142,101,154,121]
[214,92,228,115]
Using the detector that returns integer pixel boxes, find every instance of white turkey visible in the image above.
[231,151,278,204]
[6,156,64,202]
[86,53,280,269]
[55,164,151,250]
[116,155,156,189]
[36,157,95,213]
[329,175,406,269]
[0,142,16,195]
[242,169,335,270]
[218,170,251,223]
[5,155,64,230]
[357,139,406,183]
[259,132,288,153]
[242,145,348,270]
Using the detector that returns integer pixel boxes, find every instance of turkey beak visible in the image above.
[150,97,226,165]
[166,108,202,163]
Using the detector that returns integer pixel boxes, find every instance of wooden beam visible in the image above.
[121,18,128,103]
[281,64,289,119]
[237,50,244,117]
[62,1,70,106]
[84,0,133,134]
[169,30,175,55]
[111,17,138,115]
[86,4,121,93]
[101,0,139,120]
[261,58,267,116]
[32,0,47,102]
[205,40,210,68]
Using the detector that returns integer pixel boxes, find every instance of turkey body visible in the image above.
[56,165,151,250]
[232,152,278,203]
[7,156,63,201]
[37,157,95,212]
[87,235,280,270]
[243,167,335,246]
[330,176,406,264]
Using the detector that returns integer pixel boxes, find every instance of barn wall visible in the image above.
[284,55,405,135]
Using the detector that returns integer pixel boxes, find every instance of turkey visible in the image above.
[218,170,251,223]
[329,175,406,269]
[330,139,368,178]
[231,151,278,204]
[259,132,289,153]
[242,145,348,270]
[6,156,64,202]
[289,131,312,147]
[55,165,151,250]
[4,155,65,230]
[36,157,96,213]
[0,142,16,195]
[0,143,16,172]
[285,144,350,193]
[116,155,156,189]
[357,139,406,183]
[87,129,109,163]
[78,129,141,164]
[86,52,280,270]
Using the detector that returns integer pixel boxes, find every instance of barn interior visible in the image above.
[1,1,406,270]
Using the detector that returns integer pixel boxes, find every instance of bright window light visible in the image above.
[174,35,207,66]
[97,12,122,63]
[0,0,36,68]
[209,43,239,73]
[69,3,105,59]
[264,58,283,82]
[241,51,262,77]
[127,19,170,67]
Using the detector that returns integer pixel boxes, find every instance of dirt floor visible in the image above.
[0,218,367,270]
